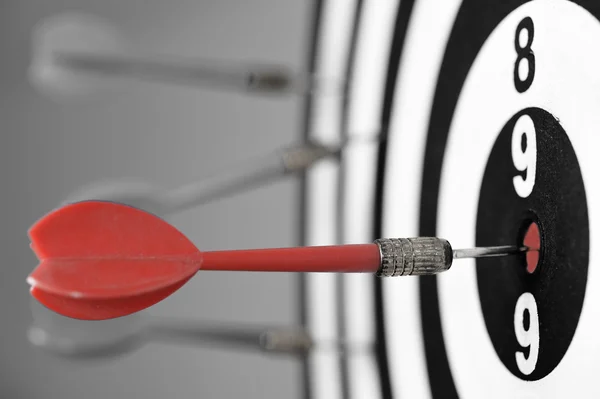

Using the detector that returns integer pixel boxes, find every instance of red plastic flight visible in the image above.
[27,201,381,320]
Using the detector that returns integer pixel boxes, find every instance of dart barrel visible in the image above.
[374,237,453,277]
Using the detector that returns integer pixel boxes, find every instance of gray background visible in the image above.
[1,0,309,397]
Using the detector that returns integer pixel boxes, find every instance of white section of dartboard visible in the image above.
[341,1,399,398]
[381,1,462,398]
[436,1,600,397]
[304,0,356,398]
[341,141,381,399]
[347,0,400,137]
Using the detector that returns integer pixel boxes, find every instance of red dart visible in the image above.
[27,201,527,321]
[27,201,381,320]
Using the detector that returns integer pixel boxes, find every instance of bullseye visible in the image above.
[522,221,540,274]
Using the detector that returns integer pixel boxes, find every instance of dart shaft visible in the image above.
[147,319,312,354]
[54,51,296,93]
[64,141,339,215]
[202,244,381,273]
[164,142,340,212]
[375,239,528,276]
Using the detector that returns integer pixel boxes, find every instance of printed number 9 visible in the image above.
[514,292,540,375]
[512,114,536,198]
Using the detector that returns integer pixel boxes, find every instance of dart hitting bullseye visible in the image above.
[27,201,538,321]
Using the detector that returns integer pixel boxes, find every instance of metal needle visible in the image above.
[453,245,529,259]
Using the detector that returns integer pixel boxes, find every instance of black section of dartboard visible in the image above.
[417,0,600,397]
[372,0,417,398]
[299,1,323,399]
[476,108,589,381]
[337,1,364,398]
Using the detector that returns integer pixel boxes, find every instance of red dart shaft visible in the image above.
[201,244,381,273]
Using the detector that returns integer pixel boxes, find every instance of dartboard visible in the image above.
[25,0,600,398]
[302,0,598,398]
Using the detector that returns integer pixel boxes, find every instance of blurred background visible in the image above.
[1,0,311,397]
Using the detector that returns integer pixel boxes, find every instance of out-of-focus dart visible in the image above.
[28,299,361,359]
[29,12,336,97]
[63,141,339,216]
[30,12,121,97]
[28,305,312,359]
[27,201,532,321]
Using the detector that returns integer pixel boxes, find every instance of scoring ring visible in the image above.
[432,1,600,397]
[379,0,600,397]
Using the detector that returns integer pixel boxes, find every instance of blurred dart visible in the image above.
[28,300,312,359]
[27,201,530,321]
[29,12,337,97]
[30,12,121,97]
[63,140,340,216]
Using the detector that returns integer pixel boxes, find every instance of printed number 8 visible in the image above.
[514,17,535,93]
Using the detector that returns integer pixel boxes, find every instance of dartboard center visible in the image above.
[522,220,540,274]
[474,107,590,381]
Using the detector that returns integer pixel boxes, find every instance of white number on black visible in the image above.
[511,114,537,198]
[514,292,540,375]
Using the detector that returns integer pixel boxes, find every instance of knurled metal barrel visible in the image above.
[259,328,313,354]
[247,70,292,92]
[374,237,453,277]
